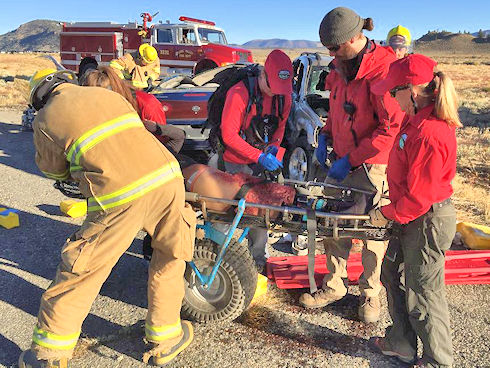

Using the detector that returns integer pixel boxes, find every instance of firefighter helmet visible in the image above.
[29,69,77,111]
[139,44,158,64]
[387,25,411,48]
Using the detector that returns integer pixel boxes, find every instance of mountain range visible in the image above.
[0,20,489,52]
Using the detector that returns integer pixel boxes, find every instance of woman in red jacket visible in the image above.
[83,66,185,154]
[369,54,462,368]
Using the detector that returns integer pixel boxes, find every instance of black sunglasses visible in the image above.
[327,45,341,52]
[389,85,410,98]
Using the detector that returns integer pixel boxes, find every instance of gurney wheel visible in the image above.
[182,238,258,323]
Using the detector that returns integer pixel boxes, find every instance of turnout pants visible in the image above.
[323,164,389,297]
[381,201,456,367]
[32,178,196,359]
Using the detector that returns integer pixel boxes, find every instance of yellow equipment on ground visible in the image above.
[60,200,87,218]
[457,222,490,250]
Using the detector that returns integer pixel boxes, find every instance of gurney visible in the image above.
[178,164,391,323]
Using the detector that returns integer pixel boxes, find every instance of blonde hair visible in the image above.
[417,70,462,127]
[83,66,140,113]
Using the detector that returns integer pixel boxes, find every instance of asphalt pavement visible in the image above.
[0,109,489,368]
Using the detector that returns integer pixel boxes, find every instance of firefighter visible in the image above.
[109,43,160,89]
[387,25,412,59]
[368,54,461,367]
[220,49,293,271]
[19,68,195,368]
[83,66,186,154]
[299,7,404,323]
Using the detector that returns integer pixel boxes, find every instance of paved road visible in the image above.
[0,109,489,368]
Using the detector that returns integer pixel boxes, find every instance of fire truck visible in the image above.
[60,13,253,75]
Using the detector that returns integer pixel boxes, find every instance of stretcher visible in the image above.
[180,176,390,323]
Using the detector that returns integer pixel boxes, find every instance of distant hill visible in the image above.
[471,29,490,37]
[242,39,322,49]
[415,31,490,53]
[0,20,61,52]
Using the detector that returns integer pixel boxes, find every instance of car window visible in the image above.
[307,66,330,96]
[294,63,304,95]
[198,28,226,44]
[156,29,173,44]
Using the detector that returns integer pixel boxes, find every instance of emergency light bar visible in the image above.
[179,16,216,26]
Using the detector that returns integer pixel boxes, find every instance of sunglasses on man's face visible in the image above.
[326,45,341,52]
[389,85,410,98]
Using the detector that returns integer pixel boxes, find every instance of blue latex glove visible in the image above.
[264,145,278,156]
[258,153,283,171]
[315,134,328,169]
[327,155,352,182]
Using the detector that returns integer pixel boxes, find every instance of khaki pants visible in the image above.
[323,164,389,297]
[382,202,456,367]
[33,178,196,359]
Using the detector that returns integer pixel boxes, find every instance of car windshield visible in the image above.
[198,28,227,44]
[307,66,330,95]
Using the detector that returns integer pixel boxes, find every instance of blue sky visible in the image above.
[1,1,488,44]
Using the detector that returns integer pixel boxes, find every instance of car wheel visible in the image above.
[284,135,315,181]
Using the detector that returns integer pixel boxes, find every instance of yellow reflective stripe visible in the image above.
[87,161,182,212]
[67,113,141,166]
[109,60,124,70]
[32,327,80,350]
[42,169,70,180]
[132,80,148,88]
[70,165,82,173]
[145,320,182,341]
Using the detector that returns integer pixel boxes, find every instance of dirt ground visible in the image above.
[0,109,489,368]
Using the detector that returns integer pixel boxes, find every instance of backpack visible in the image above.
[204,64,261,152]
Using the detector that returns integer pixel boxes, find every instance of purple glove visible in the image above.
[327,155,351,182]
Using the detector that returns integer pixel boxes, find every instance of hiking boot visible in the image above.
[299,289,344,309]
[369,336,416,364]
[18,349,68,368]
[143,320,193,366]
[358,295,381,323]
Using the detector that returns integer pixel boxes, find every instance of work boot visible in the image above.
[299,289,344,308]
[143,320,193,366]
[358,295,381,323]
[18,349,68,368]
[369,336,417,364]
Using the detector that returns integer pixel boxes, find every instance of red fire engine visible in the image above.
[60,13,253,75]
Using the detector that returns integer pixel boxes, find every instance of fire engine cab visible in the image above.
[60,13,253,76]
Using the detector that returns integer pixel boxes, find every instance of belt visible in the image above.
[431,198,452,210]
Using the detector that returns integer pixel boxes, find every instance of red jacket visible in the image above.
[322,43,404,167]
[381,105,457,224]
[135,90,167,144]
[221,81,292,164]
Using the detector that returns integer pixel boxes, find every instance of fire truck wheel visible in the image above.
[182,238,258,323]
[194,60,218,75]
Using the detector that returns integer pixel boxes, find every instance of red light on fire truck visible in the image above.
[178,16,216,26]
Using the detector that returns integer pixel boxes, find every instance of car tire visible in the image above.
[283,135,315,181]
[181,238,258,323]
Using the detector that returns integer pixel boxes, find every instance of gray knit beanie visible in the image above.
[319,7,365,46]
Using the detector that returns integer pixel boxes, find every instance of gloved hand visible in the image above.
[327,155,351,182]
[258,153,283,171]
[264,145,278,157]
[315,133,329,169]
[368,207,389,227]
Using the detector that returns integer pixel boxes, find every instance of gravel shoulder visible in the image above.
[0,109,489,368]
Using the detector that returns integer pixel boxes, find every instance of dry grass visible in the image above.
[0,53,60,107]
[1,52,488,224]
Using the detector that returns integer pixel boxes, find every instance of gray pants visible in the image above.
[215,161,269,269]
[382,201,456,367]
[323,164,389,297]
